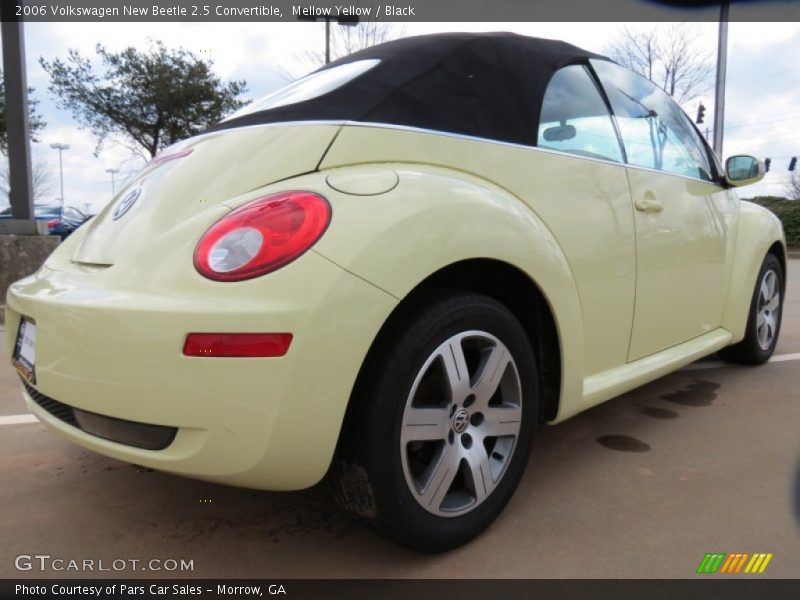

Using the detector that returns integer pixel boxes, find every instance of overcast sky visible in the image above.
[12,20,800,212]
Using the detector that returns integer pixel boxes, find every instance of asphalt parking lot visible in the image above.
[1,259,798,579]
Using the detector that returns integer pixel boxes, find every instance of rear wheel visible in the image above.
[333,291,538,552]
[719,253,783,365]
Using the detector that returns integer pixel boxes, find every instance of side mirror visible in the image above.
[725,155,765,187]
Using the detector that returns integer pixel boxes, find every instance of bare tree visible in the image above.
[785,173,800,200]
[607,25,714,105]
[335,21,401,58]
[0,151,55,210]
[295,21,403,76]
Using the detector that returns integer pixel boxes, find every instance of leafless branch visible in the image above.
[292,20,404,77]
[0,150,55,208]
[785,172,800,200]
[607,24,714,105]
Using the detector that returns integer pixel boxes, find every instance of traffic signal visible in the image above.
[790,157,797,171]
[765,158,771,172]
[696,103,706,124]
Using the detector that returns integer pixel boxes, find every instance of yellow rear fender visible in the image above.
[306,164,586,417]
[722,201,787,341]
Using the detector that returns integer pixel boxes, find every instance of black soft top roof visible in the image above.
[210,32,606,147]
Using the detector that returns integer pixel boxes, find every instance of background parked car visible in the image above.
[50,206,93,239]
[0,203,63,234]
[0,204,91,238]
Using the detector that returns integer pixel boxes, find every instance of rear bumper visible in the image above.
[5,250,396,490]
[22,378,178,450]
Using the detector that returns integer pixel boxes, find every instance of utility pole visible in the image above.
[50,143,70,206]
[297,15,359,65]
[1,10,34,224]
[105,168,119,196]
[325,18,331,64]
[713,0,730,158]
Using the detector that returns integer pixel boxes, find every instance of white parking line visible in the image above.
[769,352,800,363]
[0,413,38,426]
[682,352,800,371]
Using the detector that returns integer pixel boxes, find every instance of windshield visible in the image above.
[224,59,381,121]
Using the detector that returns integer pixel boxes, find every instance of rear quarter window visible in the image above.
[224,59,381,121]
[537,64,624,163]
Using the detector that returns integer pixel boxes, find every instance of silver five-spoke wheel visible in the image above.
[756,269,780,351]
[719,254,783,365]
[400,330,522,517]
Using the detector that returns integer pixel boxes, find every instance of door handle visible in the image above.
[635,197,663,213]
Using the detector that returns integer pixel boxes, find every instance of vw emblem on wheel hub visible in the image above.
[112,187,142,220]
[452,408,470,433]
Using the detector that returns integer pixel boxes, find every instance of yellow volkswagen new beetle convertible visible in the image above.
[6,33,786,551]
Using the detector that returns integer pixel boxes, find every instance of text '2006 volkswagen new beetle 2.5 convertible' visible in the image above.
[7,33,786,551]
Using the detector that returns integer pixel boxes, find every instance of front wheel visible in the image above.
[719,253,784,365]
[333,291,538,552]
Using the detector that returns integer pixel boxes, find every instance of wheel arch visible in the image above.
[767,240,787,289]
[722,201,787,341]
[339,258,563,438]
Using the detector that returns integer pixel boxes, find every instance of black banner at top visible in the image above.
[2,0,800,22]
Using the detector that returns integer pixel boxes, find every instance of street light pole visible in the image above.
[49,142,70,206]
[105,168,119,196]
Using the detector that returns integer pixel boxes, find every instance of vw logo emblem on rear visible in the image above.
[452,408,470,433]
[112,187,142,220]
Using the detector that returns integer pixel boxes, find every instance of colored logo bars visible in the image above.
[697,553,773,574]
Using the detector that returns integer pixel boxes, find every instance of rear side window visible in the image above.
[537,65,624,163]
[590,60,714,182]
[224,59,381,121]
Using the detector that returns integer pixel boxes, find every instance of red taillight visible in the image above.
[194,191,331,282]
[183,333,293,357]
[46,219,59,229]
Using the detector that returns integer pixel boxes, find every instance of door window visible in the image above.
[590,60,714,182]
[537,65,624,163]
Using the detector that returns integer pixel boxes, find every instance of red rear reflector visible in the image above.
[183,333,292,357]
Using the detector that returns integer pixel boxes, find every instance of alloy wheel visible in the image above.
[399,331,523,517]
[756,269,780,351]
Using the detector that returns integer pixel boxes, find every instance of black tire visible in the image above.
[332,290,539,552]
[719,253,784,365]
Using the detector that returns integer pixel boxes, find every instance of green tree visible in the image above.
[0,69,46,153]
[40,40,247,158]
[747,195,800,247]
